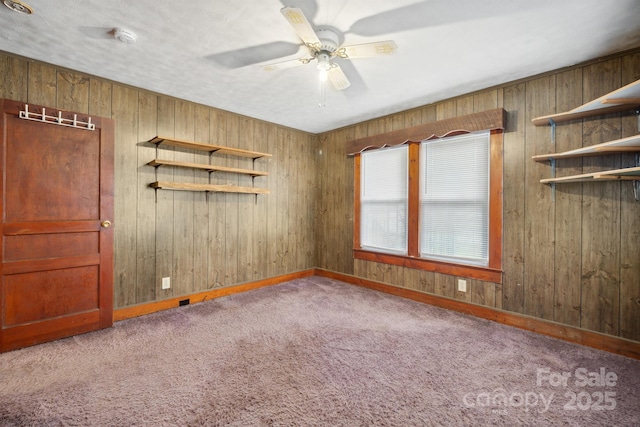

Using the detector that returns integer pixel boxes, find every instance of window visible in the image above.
[353,129,503,283]
[360,145,408,254]
[420,132,489,266]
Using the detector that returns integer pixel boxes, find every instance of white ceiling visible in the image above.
[1,0,639,134]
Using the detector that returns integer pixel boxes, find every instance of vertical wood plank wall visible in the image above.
[0,53,317,309]
[2,49,639,345]
[316,50,640,343]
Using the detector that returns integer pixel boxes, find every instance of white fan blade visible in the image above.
[328,64,351,90]
[281,7,320,47]
[261,57,311,72]
[339,40,397,59]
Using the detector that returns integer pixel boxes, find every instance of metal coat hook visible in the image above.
[19,104,95,130]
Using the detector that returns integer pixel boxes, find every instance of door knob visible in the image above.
[101,220,112,228]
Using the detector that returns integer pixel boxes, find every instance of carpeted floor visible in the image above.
[0,276,638,426]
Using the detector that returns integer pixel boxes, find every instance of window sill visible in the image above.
[353,249,503,283]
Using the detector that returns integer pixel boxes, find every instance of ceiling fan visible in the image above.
[262,7,397,92]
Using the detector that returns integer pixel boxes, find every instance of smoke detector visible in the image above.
[3,0,33,14]
[113,28,137,44]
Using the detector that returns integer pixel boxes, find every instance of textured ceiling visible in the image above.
[1,0,640,133]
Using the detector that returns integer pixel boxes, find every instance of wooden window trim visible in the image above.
[346,108,506,155]
[353,124,504,284]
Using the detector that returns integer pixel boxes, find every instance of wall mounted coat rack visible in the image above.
[19,104,95,131]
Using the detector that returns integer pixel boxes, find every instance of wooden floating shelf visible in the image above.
[532,134,640,162]
[148,136,272,160]
[540,166,640,184]
[532,79,640,126]
[150,181,270,194]
[147,159,268,177]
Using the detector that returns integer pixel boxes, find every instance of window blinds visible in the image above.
[420,132,490,266]
[360,145,408,254]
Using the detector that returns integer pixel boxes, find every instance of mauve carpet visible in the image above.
[0,276,639,426]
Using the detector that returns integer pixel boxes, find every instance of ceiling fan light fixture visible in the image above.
[316,52,331,82]
[316,52,330,70]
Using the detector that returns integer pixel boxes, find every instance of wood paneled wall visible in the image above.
[2,49,639,344]
[316,50,640,342]
[0,53,317,309]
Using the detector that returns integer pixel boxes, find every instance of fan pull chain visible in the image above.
[318,80,327,107]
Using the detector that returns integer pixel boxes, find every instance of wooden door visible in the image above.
[0,99,114,352]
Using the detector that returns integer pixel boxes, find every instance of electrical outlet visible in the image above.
[162,277,171,290]
[457,279,467,293]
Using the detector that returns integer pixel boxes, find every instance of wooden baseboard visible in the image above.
[113,269,315,322]
[113,267,639,360]
[315,268,640,360]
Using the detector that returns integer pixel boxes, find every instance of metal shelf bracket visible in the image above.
[635,153,640,203]
[549,158,556,202]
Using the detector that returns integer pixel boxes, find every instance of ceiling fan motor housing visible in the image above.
[315,28,341,54]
